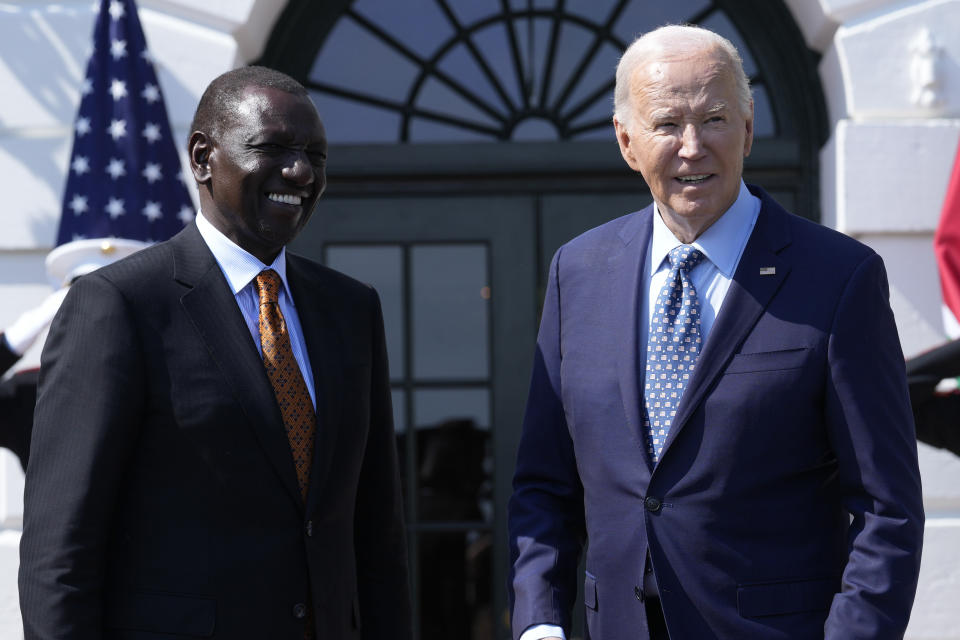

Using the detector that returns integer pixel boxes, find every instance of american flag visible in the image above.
[58,0,194,246]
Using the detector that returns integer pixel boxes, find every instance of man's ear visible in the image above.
[189,131,212,184]
[613,116,641,173]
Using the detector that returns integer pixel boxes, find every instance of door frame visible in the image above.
[291,194,538,638]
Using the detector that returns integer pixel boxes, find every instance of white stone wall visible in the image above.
[784,0,960,637]
[0,0,958,637]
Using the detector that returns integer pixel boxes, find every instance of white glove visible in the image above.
[3,287,69,356]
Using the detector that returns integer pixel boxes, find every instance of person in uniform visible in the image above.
[0,239,146,469]
[907,339,960,456]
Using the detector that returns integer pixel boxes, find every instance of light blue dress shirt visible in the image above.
[195,211,317,409]
[642,180,760,348]
[519,181,760,640]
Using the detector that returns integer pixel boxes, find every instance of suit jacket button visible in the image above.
[305,520,313,537]
[293,603,307,619]
[644,497,662,512]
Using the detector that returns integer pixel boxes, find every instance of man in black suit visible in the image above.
[20,66,411,639]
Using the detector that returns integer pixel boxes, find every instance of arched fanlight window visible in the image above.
[301,0,778,144]
[259,4,828,638]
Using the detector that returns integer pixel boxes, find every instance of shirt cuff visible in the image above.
[518,624,566,640]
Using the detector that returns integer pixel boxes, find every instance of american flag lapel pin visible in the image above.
[759,267,776,276]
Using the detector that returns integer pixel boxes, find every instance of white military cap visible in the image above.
[45,237,150,288]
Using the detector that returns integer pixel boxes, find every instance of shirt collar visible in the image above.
[650,180,760,276]
[195,210,290,296]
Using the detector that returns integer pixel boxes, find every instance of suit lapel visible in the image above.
[659,193,793,459]
[286,257,345,515]
[610,208,656,465]
[173,225,303,510]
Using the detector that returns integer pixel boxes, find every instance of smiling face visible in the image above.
[614,46,753,242]
[190,85,327,263]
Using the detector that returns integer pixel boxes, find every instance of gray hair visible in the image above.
[613,24,752,129]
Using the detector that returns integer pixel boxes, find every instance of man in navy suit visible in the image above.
[508,25,924,640]
[20,66,411,639]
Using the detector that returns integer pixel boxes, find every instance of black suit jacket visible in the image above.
[19,223,411,639]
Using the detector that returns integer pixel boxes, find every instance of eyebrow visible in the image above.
[705,102,728,115]
[649,107,680,120]
[649,102,729,122]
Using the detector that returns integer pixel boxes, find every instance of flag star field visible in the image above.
[58,0,194,246]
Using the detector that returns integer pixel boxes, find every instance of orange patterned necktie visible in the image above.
[255,269,315,502]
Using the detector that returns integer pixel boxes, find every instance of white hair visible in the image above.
[613,24,752,129]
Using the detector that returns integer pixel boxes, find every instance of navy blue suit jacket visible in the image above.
[509,186,924,639]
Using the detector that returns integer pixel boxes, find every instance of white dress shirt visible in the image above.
[519,181,760,640]
[195,211,317,409]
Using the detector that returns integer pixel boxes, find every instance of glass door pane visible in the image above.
[292,195,536,640]
[412,244,490,380]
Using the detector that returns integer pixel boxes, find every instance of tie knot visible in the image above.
[668,245,703,272]
[255,269,283,305]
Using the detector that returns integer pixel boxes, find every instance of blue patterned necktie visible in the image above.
[644,245,704,464]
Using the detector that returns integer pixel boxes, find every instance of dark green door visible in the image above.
[291,194,537,639]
